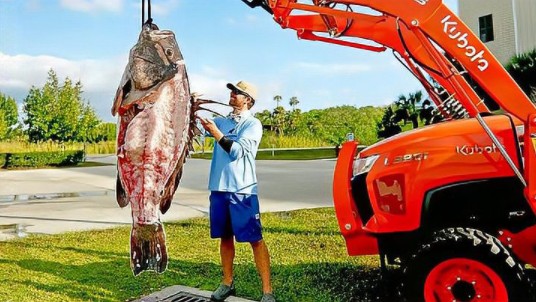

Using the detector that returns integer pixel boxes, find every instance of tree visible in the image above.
[92,122,117,142]
[0,93,19,134]
[78,102,101,142]
[377,106,402,139]
[272,106,286,136]
[24,86,50,142]
[506,48,536,100]
[254,110,273,131]
[289,96,299,111]
[295,105,384,145]
[273,95,282,108]
[394,90,423,129]
[0,109,8,140]
[23,69,101,142]
[285,108,302,135]
[419,99,436,125]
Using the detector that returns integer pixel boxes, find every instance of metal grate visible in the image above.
[161,291,211,302]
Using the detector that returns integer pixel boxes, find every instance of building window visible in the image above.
[479,14,494,43]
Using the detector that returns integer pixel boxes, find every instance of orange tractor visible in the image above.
[244,0,536,301]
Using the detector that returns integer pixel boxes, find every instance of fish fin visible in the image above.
[191,96,230,118]
[160,150,188,214]
[192,136,202,149]
[112,66,131,116]
[192,97,230,108]
[116,176,129,208]
[191,123,203,137]
[160,164,184,214]
[111,87,122,116]
[194,106,226,118]
[130,223,168,276]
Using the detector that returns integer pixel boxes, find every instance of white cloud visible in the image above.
[59,0,123,12]
[0,52,127,121]
[0,52,126,92]
[294,62,371,74]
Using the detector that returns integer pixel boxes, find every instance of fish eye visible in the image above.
[165,48,173,57]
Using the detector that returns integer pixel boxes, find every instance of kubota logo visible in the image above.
[414,0,429,5]
[441,15,489,71]
[456,144,498,156]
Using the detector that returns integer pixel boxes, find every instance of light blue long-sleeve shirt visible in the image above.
[208,110,263,194]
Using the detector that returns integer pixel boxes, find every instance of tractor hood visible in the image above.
[359,115,520,159]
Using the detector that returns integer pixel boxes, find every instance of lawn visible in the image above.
[0,208,394,302]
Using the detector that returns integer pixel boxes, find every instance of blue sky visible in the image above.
[0,0,458,122]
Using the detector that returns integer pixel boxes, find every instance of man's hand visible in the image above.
[197,116,224,141]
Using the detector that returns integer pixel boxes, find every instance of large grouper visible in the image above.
[112,23,220,276]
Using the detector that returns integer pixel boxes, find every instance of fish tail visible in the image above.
[130,222,168,276]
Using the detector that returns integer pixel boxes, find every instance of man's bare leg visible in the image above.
[220,236,235,285]
[251,239,272,294]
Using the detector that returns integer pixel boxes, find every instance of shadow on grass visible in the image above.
[261,225,339,237]
[1,255,403,302]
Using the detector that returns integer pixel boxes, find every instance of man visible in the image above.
[198,81,275,302]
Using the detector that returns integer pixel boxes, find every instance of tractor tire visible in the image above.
[400,227,534,302]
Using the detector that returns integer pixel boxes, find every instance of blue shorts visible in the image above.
[209,191,263,243]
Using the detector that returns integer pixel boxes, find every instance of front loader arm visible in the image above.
[248,0,535,121]
[283,12,486,118]
[267,1,492,119]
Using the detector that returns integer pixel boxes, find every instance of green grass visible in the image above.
[0,141,116,155]
[0,208,389,302]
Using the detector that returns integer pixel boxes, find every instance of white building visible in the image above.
[458,0,536,64]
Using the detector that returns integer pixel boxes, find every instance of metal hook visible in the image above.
[142,0,153,28]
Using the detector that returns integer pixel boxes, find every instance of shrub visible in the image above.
[0,153,5,168]
[0,150,85,169]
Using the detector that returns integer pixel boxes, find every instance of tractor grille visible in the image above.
[159,292,211,302]
[351,173,374,224]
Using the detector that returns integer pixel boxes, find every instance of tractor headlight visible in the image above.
[353,154,379,176]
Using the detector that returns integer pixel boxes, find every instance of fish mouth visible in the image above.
[121,79,133,102]
[119,54,177,107]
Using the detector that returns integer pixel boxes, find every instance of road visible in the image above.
[0,156,337,238]
[64,155,337,208]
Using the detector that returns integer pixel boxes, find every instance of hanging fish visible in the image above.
[112,22,224,276]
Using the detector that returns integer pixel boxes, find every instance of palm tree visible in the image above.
[273,95,282,108]
[506,48,536,98]
[377,106,402,138]
[394,90,423,129]
[272,106,286,136]
[289,96,299,111]
[419,99,434,125]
